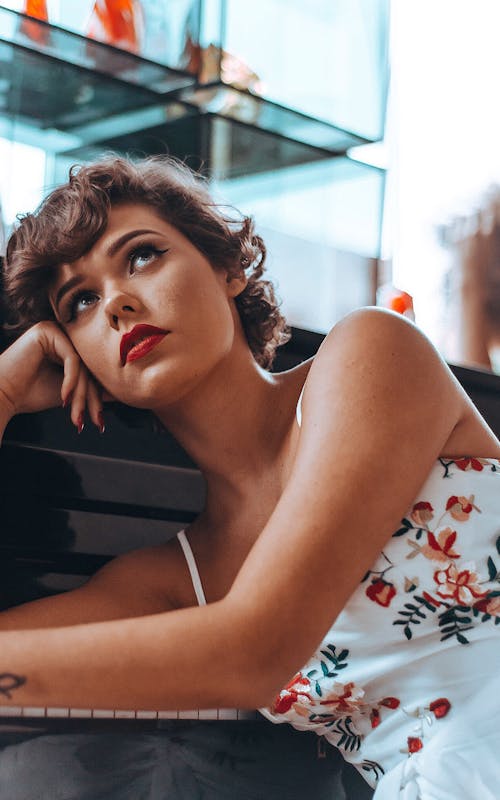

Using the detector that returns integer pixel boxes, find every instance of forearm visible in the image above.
[0,601,261,711]
[0,392,14,445]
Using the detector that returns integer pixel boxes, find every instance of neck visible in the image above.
[154,347,297,499]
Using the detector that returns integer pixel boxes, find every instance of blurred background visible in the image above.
[0,0,499,374]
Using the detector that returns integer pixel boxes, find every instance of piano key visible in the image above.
[47,707,70,717]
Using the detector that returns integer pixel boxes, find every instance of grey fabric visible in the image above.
[0,721,357,800]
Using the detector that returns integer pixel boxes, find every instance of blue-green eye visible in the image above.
[66,290,98,323]
[128,244,168,272]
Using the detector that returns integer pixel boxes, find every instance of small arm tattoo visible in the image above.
[0,673,26,700]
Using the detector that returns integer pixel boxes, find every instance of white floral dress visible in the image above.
[259,457,500,799]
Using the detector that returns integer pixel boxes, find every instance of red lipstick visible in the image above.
[120,324,168,366]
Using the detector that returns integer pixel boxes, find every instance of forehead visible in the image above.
[50,204,182,288]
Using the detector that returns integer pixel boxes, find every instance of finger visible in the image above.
[69,366,89,433]
[86,377,105,433]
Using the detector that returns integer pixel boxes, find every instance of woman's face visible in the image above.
[49,203,246,409]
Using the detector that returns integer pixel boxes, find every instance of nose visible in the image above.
[104,290,144,330]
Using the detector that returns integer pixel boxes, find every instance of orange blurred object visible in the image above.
[20,0,49,44]
[377,284,415,321]
[87,0,143,53]
[23,0,48,21]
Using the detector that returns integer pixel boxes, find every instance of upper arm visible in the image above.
[0,544,175,631]
[228,308,464,698]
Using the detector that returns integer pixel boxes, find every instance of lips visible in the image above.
[120,324,168,366]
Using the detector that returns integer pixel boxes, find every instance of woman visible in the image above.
[0,156,499,799]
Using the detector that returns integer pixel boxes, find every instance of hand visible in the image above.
[0,321,107,431]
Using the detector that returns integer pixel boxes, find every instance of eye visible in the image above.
[128,244,168,272]
[65,290,98,323]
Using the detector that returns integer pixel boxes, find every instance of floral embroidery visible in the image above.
[474,594,500,617]
[401,698,452,755]
[453,457,490,471]
[410,501,434,526]
[429,697,451,718]
[420,528,461,562]
[407,736,423,753]
[271,672,312,714]
[390,460,499,644]
[434,563,487,604]
[366,577,396,607]
[446,494,479,522]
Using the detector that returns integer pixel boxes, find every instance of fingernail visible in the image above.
[98,412,105,434]
[62,391,73,409]
[77,413,85,434]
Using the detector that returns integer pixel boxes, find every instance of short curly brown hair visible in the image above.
[3,155,290,368]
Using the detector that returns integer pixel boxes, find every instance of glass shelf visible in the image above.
[207,0,390,143]
[0,7,196,93]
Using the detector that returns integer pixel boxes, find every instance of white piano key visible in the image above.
[177,709,200,719]
[92,709,115,718]
[22,707,46,717]
[157,710,180,719]
[114,710,136,719]
[198,708,219,720]
[217,708,238,720]
[69,708,93,718]
[46,707,69,717]
[136,710,158,719]
[0,705,23,716]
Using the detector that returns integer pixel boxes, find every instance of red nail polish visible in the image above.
[98,412,105,434]
[77,413,84,434]
[62,391,73,409]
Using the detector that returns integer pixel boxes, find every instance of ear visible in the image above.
[225,271,248,298]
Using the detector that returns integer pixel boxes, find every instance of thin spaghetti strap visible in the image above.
[296,385,305,426]
[176,530,207,606]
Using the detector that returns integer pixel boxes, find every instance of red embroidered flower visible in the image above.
[407,736,423,753]
[370,708,380,728]
[410,501,434,527]
[319,681,365,714]
[434,563,487,604]
[474,595,500,616]
[453,457,484,472]
[429,698,451,718]
[366,578,396,607]
[271,673,311,714]
[445,495,477,522]
[380,697,400,709]
[420,527,461,562]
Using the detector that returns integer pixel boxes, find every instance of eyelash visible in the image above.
[64,243,168,323]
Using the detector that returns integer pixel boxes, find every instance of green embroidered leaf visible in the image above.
[415,529,423,541]
[320,661,330,677]
[440,624,457,634]
[457,633,470,644]
[487,557,498,581]
[404,626,412,640]
[393,620,408,625]
[307,670,317,678]
[315,681,322,696]
[404,603,418,611]
[393,519,413,537]
[414,609,426,619]
[482,613,492,622]
[338,650,349,661]
[496,535,500,555]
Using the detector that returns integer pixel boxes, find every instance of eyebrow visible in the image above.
[53,229,162,313]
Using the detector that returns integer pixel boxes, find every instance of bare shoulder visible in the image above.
[302,307,462,415]
[298,306,499,458]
